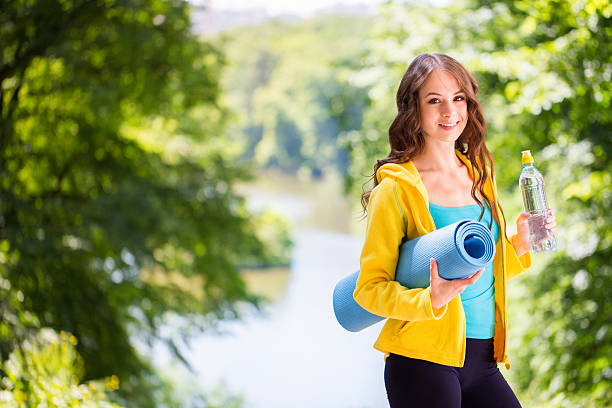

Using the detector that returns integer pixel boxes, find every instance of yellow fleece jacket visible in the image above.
[354,152,531,369]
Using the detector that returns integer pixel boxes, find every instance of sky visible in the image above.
[200,0,386,16]
[196,0,452,16]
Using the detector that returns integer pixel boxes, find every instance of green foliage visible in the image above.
[0,328,122,407]
[343,0,611,405]
[246,210,292,267]
[1,0,289,406]
[0,266,124,406]
[475,2,612,405]
[212,15,373,178]
[153,364,245,408]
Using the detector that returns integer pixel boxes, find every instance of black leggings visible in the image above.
[384,338,521,408]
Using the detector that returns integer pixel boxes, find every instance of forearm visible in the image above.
[354,276,446,321]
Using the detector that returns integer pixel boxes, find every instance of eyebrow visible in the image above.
[424,90,465,97]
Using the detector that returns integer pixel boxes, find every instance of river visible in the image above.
[179,172,389,407]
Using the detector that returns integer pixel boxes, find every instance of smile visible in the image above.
[438,121,459,129]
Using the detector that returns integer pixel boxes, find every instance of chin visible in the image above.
[433,131,464,143]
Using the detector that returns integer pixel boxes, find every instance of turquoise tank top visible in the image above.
[428,201,499,339]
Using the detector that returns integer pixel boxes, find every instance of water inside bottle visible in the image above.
[528,211,557,253]
[519,151,556,254]
[520,183,549,213]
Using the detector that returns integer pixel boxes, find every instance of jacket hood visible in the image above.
[375,151,474,186]
[375,162,421,186]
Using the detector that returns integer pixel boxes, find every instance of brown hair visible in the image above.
[361,53,506,233]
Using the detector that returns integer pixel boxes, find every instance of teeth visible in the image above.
[440,123,456,127]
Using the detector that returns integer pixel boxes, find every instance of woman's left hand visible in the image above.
[513,209,557,257]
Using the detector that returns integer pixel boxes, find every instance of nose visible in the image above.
[440,100,456,118]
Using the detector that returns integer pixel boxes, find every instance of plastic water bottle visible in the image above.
[519,150,556,253]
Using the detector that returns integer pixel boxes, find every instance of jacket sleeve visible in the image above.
[506,234,532,280]
[353,178,447,321]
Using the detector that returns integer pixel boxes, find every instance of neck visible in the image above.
[413,142,462,172]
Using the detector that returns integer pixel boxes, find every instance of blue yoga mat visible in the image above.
[333,219,496,332]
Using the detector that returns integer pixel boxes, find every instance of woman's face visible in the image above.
[418,69,468,144]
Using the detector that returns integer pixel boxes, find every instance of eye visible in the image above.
[455,95,466,101]
[427,98,440,104]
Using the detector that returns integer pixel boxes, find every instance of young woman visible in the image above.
[354,53,556,407]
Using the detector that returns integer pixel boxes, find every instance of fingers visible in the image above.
[546,208,557,233]
[429,258,438,281]
[429,258,441,309]
[517,212,532,224]
[453,268,484,291]
[429,260,483,309]
[464,267,484,280]
[518,209,557,233]
[465,268,484,285]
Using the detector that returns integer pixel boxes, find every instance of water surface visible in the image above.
[186,173,389,407]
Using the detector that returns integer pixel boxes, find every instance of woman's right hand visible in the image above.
[429,258,483,310]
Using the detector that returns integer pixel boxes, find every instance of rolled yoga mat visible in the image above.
[333,219,496,332]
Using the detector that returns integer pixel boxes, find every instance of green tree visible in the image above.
[215,15,372,178]
[467,1,612,405]
[1,1,287,405]
[0,328,122,407]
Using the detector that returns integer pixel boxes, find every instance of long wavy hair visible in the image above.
[361,53,506,233]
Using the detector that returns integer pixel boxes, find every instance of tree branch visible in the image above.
[0,0,107,82]
[6,67,26,121]
[0,80,4,117]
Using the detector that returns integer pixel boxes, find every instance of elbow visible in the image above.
[353,277,388,315]
[352,283,368,310]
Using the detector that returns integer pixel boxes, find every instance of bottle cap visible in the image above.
[521,150,534,165]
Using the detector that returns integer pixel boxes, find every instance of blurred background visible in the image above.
[0,0,610,406]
